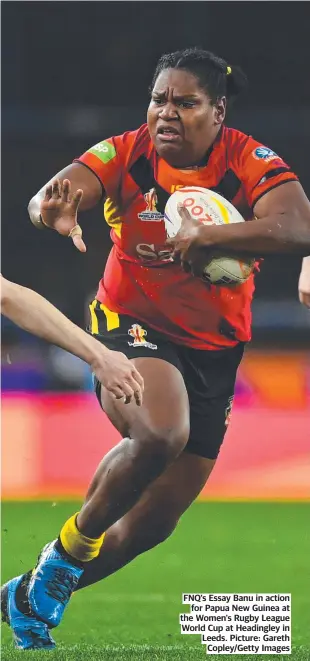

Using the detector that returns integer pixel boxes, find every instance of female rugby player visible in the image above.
[3,48,310,649]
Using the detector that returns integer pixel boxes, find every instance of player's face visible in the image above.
[147,69,226,168]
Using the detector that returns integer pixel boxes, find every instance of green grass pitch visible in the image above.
[1,501,309,660]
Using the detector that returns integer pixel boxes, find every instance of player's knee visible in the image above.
[131,424,189,476]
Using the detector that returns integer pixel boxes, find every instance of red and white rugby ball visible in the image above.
[164,187,255,285]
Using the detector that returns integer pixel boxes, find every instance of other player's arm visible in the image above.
[0,276,144,405]
[298,256,310,308]
[28,163,103,252]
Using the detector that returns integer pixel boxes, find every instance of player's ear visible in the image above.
[213,97,226,125]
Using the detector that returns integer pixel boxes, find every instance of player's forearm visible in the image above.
[200,214,310,256]
[1,279,109,366]
[28,190,46,229]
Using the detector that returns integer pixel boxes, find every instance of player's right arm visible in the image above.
[28,163,103,252]
[28,132,139,251]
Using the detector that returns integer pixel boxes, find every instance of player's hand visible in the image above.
[298,261,310,309]
[165,204,214,276]
[40,179,86,253]
[91,349,144,406]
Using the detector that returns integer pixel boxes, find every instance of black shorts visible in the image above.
[89,301,244,460]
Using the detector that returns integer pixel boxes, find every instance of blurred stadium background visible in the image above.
[1,2,310,658]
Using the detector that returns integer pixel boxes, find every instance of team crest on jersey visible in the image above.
[225,395,234,427]
[138,188,164,222]
[252,146,278,163]
[128,324,158,350]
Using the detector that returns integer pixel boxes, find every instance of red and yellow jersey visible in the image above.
[75,124,297,349]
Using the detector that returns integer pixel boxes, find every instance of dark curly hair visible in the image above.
[151,47,248,106]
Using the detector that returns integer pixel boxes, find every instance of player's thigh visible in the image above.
[184,343,244,459]
[100,356,190,451]
[90,304,190,449]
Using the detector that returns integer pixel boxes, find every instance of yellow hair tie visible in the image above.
[226,66,232,75]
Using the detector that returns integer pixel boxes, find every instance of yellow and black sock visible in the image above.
[58,513,105,563]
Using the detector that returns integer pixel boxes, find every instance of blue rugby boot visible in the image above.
[28,540,84,628]
[1,574,55,650]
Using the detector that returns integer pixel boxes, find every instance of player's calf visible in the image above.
[77,427,188,537]
[25,425,188,629]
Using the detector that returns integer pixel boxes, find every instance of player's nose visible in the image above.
[158,102,179,120]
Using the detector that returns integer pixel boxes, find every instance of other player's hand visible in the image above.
[166,204,214,276]
[298,263,310,309]
[40,179,86,253]
[91,349,144,406]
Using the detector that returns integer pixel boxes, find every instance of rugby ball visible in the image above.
[164,187,255,285]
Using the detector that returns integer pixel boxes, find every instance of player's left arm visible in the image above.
[196,180,310,256]
[167,181,310,274]
[196,136,310,256]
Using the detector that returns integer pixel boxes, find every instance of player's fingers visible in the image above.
[121,381,135,400]
[165,237,177,248]
[62,179,70,202]
[181,260,192,274]
[299,291,310,308]
[44,184,53,201]
[168,247,180,260]
[131,368,144,390]
[110,386,128,400]
[177,204,192,223]
[52,180,61,199]
[72,234,87,253]
[71,189,83,212]
[125,375,143,406]
[110,381,135,404]
[68,225,87,252]
[133,388,143,407]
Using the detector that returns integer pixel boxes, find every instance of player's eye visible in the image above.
[152,98,165,106]
[178,101,195,109]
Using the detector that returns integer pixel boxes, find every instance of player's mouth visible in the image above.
[156,125,182,142]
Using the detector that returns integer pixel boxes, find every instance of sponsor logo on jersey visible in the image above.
[225,395,234,427]
[89,141,116,164]
[128,324,157,350]
[252,146,278,162]
[138,188,164,222]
